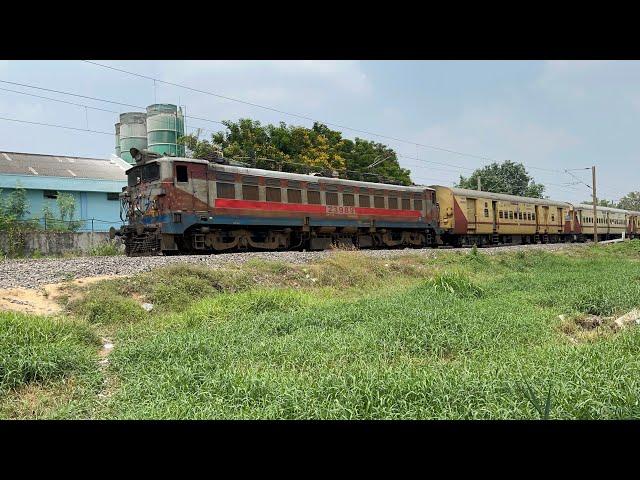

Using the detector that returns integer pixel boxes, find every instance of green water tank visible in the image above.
[119,112,147,163]
[146,104,185,157]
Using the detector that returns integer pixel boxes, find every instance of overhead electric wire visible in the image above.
[82,60,573,173]
[2,77,575,186]
[0,115,113,135]
[2,67,616,197]
[0,79,226,127]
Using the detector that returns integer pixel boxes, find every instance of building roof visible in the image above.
[0,151,128,181]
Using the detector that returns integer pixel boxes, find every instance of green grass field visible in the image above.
[2,241,640,419]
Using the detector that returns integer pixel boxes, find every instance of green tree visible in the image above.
[617,192,640,211]
[181,119,412,185]
[457,161,545,198]
[0,183,30,229]
[57,192,76,222]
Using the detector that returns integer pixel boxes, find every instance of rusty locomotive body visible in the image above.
[116,152,640,256]
[117,152,439,256]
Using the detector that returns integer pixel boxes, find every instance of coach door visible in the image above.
[466,198,477,232]
[492,201,498,232]
[541,206,549,233]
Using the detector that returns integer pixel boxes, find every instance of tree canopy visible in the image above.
[180,119,412,185]
[457,161,545,198]
[617,191,640,211]
[581,198,617,207]
[581,192,640,211]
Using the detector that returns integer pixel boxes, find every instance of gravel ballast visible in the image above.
[0,242,590,290]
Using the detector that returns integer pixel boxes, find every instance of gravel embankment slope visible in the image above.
[0,242,589,289]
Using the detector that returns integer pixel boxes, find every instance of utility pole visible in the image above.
[477,176,481,191]
[592,165,598,244]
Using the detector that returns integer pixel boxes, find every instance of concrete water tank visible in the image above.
[115,122,121,158]
[146,104,185,157]
[119,112,148,163]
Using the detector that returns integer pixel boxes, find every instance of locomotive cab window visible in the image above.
[143,162,160,182]
[176,165,188,183]
[127,168,141,186]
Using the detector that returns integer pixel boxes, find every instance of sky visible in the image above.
[0,60,638,204]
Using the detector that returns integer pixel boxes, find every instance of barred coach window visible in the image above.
[413,199,423,211]
[287,189,302,204]
[326,192,339,206]
[266,187,282,202]
[343,193,355,206]
[402,198,411,210]
[359,195,371,208]
[307,190,321,204]
[388,197,398,209]
[374,196,385,209]
[242,184,259,201]
[217,182,235,199]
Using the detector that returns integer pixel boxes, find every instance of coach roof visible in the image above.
[442,186,571,208]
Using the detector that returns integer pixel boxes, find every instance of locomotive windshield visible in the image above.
[127,162,160,186]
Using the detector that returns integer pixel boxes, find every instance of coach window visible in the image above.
[287,189,302,204]
[509,211,514,220]
[413,199,423,211]
[374,196,385,209]
[326,192,339,206]
[176,165,188,183]
[307,190,321,205]
[388,197,398,209]
[359,195,371,208]
[242,184,259,201]
[266,187,282,203]
[484,208,490,218]
[343,193,355,206]
[499,211,504,219]
[216,182,235,199]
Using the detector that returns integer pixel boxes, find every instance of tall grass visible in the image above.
[4,241,640,419]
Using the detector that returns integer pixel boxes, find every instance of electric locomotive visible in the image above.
[114,149,440,256]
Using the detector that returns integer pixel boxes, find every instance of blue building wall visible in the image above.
[0,174,126,231]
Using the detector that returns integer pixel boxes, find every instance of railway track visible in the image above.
[0,242,593,290]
